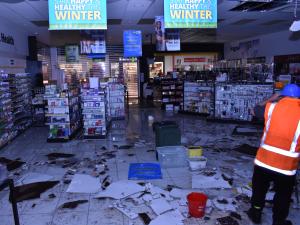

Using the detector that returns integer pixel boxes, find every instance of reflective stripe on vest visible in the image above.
[260,102,300,157]
[254,159,297,176]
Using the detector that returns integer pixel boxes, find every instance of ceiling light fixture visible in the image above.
[290,0,300,31]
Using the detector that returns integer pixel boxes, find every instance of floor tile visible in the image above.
[87,208,123,225]
[52,211,88,225]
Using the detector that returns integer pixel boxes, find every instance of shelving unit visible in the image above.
[32,87,45,127]
[8,73,32,134]
[0,73,16,148]
[161,78,183,111]
[214,83,273,121]
[107,83,125,120]
[45,86,81,142]
[183,81,214,116]
[81,88,107,139]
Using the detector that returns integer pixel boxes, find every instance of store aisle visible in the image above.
[0,106,299,225]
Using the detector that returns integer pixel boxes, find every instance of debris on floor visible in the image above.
[11,181,59,202]
[150,198,173,215]
[213,197,237,212]
[192,173,232,189]
[67,174,101,194]
[232,144,258,156]
[59,200,88,209]
[139,213,152,225]
[16,172,54,186]
[46,153,75,160]
[217,216,240,225]
[0,157,25,171]
[95,180,145,199]
[112,201,139,219]
[149,210,184,225]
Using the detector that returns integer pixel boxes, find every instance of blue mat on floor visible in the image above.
[128,163,162,180]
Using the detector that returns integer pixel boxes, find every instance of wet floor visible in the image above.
[0,105,299,225]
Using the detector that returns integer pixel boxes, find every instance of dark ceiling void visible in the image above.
[260,19,287,26]
[230,0,289,12]
[107,19,122,25]
[231,19,257,25]
[138,18,155,25]
[31,20,49,27]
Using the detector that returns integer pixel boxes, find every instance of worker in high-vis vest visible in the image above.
[247,84,300,225]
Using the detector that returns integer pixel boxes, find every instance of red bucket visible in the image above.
[187,192,208,218]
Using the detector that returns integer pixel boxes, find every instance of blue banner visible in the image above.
[49,0,107,30]
[164,0,217,29]
[123,30,142,58]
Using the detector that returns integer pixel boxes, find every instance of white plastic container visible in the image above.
[188,157,207,171]
[157,146,187,168]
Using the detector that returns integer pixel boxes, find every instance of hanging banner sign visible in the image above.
[65,45,79,63]
[164,0,217,29]
[49,0,107,30]
[123,30,142,58]
[155,16,166,51]
[80,30,106,54]
[155,16,180,51]
[165,30,180,51]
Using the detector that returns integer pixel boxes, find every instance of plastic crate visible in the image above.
[157,146,187,168]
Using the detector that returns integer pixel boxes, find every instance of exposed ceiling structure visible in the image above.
[0,0,299,46]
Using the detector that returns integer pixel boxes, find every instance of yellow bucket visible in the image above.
[188,146,203,158]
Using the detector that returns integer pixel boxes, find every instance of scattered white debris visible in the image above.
[150,198,173,215]
[149,210,184,225]
[67,174,101,194]
[213,197,237,212]
[188,157,207,171]
[192,174,231,189]
[95,180,145,199]
[113,201,138,219]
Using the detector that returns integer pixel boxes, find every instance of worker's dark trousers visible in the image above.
[251,165,296,223]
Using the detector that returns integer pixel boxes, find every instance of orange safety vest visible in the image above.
[255,97,300,176]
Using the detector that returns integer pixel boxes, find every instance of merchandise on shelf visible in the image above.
[215,83,274,121]
[32,87,45,126]
[45,85,81,141]
[160,78,183,111]
[183,81,214,115]
[107,83,125,119]
[0,72,16,148]
[81,88,107,139]
[2,73,32,134]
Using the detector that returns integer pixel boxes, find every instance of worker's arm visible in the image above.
[251,93,280,120]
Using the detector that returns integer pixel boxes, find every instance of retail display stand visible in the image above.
[32,87,45,127]
[45,85,81,142]
[107,83,125,120]
[161,78,183,111]
[183,81,214,116]
[214,83,273,122]
[81,88,107,139]
[0,73,16,148]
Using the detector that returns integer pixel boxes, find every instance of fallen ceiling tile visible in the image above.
[67,174,101,194]
[95,180,145,199]
[149,210,184,225]
[16,173,54,186]
[150,198,173,215]
[11,181,59,203]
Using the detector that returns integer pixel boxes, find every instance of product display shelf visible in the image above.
[7,73,32,134]
[45,86,81,142]
[214,83,274,122]
[81,88,107,139]
[32,87,45,127]
[107,83,125,120]
[183,81,214,116]
[160,78,183,111]
[0,73,16,148]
